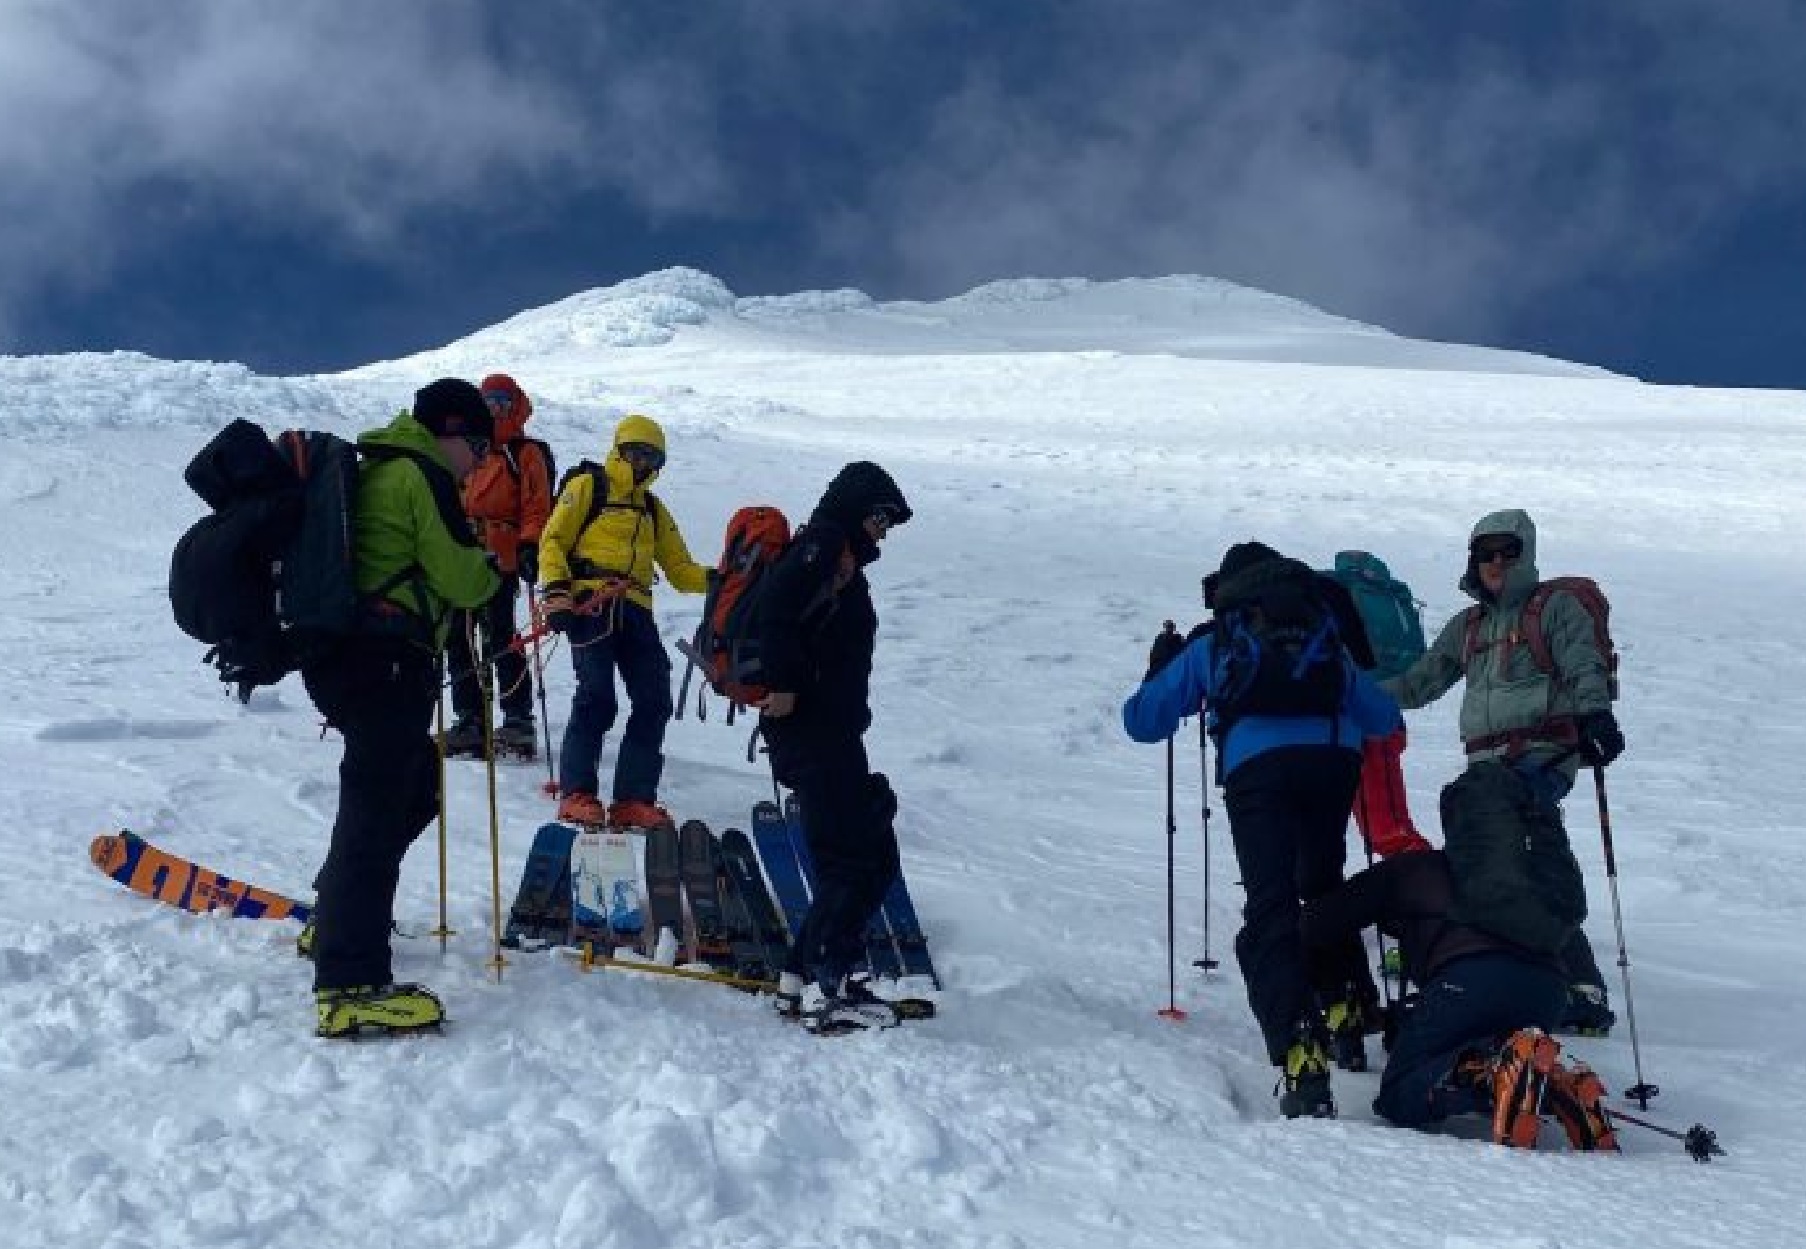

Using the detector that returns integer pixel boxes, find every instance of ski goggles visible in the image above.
[482,390,516,411]
[868,502,906,532]
[618,441,666,471]
[1471,535,1523,564]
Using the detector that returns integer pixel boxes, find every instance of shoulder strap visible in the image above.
[359,443,481,549]
[1518,583,1560,677]
[1460,604,1487,668]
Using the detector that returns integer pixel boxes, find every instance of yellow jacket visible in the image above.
[539,414,710,609]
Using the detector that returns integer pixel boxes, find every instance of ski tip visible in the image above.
[90,832,128,874]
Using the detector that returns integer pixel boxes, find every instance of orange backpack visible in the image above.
[676,506,793,721]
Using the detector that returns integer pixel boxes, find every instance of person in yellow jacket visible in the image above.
[538,413,710,827]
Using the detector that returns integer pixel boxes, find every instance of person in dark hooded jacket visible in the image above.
[754,462,913,1029]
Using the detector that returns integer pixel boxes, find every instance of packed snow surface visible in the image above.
[1,269,1800,1248]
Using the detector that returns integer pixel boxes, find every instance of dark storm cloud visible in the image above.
[842,0,1806,337]
[0,1,729,340]
[3,0,1803,367]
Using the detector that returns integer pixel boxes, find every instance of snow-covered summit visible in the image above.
[356,265,1613,381]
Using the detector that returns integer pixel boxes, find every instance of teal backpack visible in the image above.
[1322,551,1426,681]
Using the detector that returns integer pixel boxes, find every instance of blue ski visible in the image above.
[503,822,577,949]
[751,800,812,941]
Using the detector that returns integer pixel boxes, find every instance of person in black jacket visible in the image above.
[754,462,913,1030]
[1300,852,1617,1150]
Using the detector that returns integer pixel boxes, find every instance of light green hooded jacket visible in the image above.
[1380,509,1615,775]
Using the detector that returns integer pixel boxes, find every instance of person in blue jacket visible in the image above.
[1123,541,1402,1119]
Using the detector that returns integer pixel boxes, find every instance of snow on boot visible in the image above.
[773,971,806,1019]
[315,983,445,1039]
[801,975,902,1036]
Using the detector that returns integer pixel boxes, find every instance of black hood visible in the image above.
[815,461,912,529]
[811,461,912,564]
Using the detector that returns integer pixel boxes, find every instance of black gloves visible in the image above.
[1145,622,1186,682]
[1576,709,1625,767]
[517,542,539,586]
[540,584,576,635]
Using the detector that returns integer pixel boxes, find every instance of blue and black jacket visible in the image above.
[1122,632,1402,780]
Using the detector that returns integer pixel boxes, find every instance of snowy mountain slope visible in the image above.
[2,271,1803,1248]
[350,266,1617,379]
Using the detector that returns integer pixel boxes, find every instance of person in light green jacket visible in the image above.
[1382,509,1624,1036]
[303,379,500,1039]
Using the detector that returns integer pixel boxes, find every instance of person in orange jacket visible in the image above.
[445,373,554,757]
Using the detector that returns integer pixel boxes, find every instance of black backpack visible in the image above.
[170,420,432,701]
[1207,559,1347,734]
[553,459,658,543]
[1439,762,1587,955]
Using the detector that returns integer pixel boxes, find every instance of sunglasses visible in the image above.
[618,442,666,470]
[482,390,515,410]
[1471,536,1523,564]
[869,502,906,531]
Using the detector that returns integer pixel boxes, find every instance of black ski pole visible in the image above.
[1593,764,1657,1107]
[523,583,558,792]
[1192,718,1219,972]
[1353,780,1393,1014]
[1158,729,1187,1021]
[1604,1104,1723,1162]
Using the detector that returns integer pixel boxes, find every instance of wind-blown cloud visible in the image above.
[4,0,1803,366]
[835,0,1806,342]
[0,1,730,341]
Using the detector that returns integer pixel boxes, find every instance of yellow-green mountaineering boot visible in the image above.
[314,983,445,1038]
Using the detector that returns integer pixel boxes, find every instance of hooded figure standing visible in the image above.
[1123,541,1402,1117]
[1380,509,1623,1036]
[306,379,499,1037]
[446,372,553,757]
[755,462,914,1030]
[537,414,711,829]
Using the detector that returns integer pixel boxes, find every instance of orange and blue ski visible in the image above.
[89,830,310,921]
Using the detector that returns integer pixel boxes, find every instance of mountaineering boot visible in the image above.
[315,983,445,1038]
[1490,1027,1560,1148]
[443,718,485,759]
[609,799,672,830]
[1558,983,1616,1037]
[557,792,609,826]
[773,971,806,1019]
[800,974,902,1036]
[1544,1057,1621,1152]
[1325,997,1369,1073]
[1279,1021,1336,1119]
[296,918,316,961]
[496,715,537,757]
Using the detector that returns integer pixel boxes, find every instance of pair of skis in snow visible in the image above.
[749,795,941,989]
[502,815,790,982]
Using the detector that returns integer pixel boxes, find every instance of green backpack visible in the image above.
[1321,550,1426,682]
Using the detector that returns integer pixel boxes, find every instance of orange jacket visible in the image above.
[461,405,553,573]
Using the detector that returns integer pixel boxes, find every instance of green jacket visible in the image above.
[355,413,499,647]
[1380,509,1614,774]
